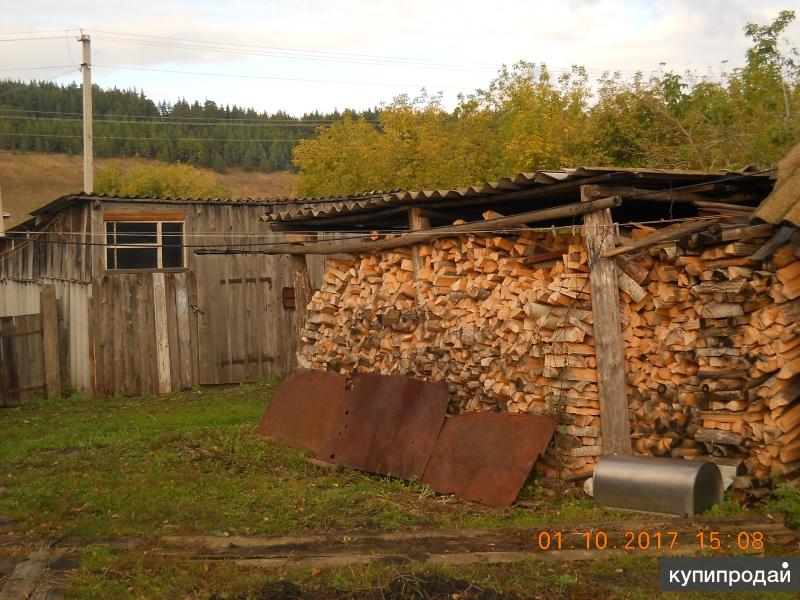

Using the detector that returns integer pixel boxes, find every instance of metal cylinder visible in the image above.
[593,456,723,517]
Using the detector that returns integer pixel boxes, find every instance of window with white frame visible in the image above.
[105,220,185,270]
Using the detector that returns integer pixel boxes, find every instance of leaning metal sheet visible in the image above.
[422,413,558,507]
[255,369,347,454]
[318,373,450,480]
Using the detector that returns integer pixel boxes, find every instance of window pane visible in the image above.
[106,248,116,269]
[116,247,158,269]
[115,222,157,245]
[162,222,184,268]
[106,222,115,245]
[162,245,183,268]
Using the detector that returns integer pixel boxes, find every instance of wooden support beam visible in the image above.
[693,200,755,212]
[290,254,313,339]
[603,219,720,258]
[583,185,760,205]
[581,186,631,456]
[152,272,172,394]
[408,207,430,306]
[749,225,795,262]
[720,223,773,242]
[199,197,622,256]
[39,284,61,398]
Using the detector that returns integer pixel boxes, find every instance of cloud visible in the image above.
[1,0,797,114]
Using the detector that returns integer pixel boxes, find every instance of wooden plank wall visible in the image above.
[91,272,198,396]
[0,203,93,282]
[0,199,325,398]
[0,279,41,315]
[0,314,46,406]
[0,278,92,394]
[59,281,92,394]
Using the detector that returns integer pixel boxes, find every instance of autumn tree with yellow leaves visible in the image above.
[293,11,800,197]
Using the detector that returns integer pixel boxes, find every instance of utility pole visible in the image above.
[80,33,93,193]
[0,184,5,237]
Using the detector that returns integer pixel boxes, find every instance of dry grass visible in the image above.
[0,151,298,228]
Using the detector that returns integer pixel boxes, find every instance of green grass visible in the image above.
[2,382,796,599]
[0,381,623,539]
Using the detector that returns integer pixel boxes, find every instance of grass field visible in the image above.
[0,380,624,540]
[0,151,298,228]
[1,382,797,599]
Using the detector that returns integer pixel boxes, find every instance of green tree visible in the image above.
[95,161,231,198]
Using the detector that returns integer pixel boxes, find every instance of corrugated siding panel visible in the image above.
[0,278,92,394]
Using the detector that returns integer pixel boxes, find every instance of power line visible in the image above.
[0,216,735,239]
[0,65,74,72]
[92,64,471,90]
[92,35,496,73]
[90,29,499,70]
[0,131,303,142]
[89,29,732,78]
[0,107,379,124]
[0,68,80,98]
[0,114,376,128]
[0,36,67,42]
[1,217,742,249]
[0,29,79,36]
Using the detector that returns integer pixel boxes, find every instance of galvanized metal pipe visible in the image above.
[593,456,723,517]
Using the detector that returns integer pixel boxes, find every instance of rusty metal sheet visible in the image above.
[421,413,558,507]
[318,373,449,479]
[255,369,347,454]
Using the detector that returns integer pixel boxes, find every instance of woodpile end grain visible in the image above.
[298,214,800,494]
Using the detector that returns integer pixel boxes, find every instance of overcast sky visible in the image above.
[1,0,799,115]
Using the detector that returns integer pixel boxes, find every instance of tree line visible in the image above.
[294,11,800,196]
[0,80,376,172]
[1,11,797,195]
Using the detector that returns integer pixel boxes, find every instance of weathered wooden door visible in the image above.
[91,272,199,396]
[194,255,298,385]
[0,314,45,406]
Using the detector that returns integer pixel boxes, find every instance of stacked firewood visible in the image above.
[620,225,800,495]
[299,215,800,491]
[299,218,604,481]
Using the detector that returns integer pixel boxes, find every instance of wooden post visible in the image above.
[40,285,61,398]
[408,207,430,306]
[581,185,632,456]
[0,183,5,238]
[152,273,172,394]
[290,254,313,338]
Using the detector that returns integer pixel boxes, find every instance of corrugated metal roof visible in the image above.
[263,166,772,223]
[5,164,775,232]
[752,144,800,227]
[34,192,285,213]
[6,192,299,231]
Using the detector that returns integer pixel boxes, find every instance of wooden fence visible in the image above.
[0,278,92,394]
[0,286,61,406]
[3,257,307,399]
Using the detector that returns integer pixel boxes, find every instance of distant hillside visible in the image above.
[0,79,377,172]
[0,151,298,228]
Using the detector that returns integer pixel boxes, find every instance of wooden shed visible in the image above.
[0,193,324,402]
